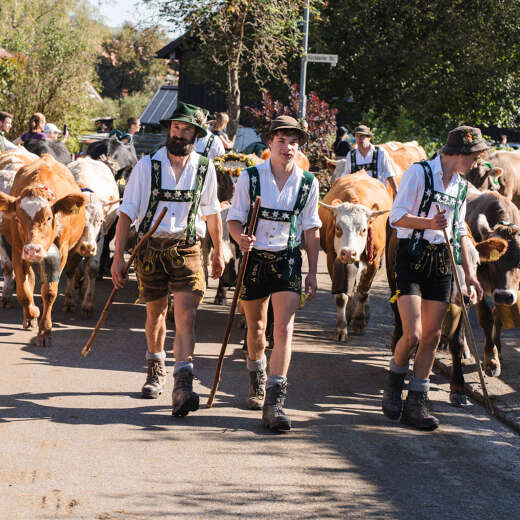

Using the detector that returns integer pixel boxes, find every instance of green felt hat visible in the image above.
[161,102,208,137]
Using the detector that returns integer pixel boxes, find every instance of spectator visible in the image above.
[14,113,46,146]
[333,126,353,158]
[127,117,141,136]
[44,123,68,143]
[210,112,234,151]
[0,111,18,152]
[496,134,511,150]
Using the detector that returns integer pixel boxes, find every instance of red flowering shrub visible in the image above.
[245,84,337,170]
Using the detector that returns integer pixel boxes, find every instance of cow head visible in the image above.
[320,200,389,263]
[0,187,85,263]
[76,189,104,257]
[477,214,520,305]
[87,137,137,183]
[466,161,503,191]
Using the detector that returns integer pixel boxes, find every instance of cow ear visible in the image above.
[477,214,491,239]
[0,192,17,214]
[490,167,503,178]
[53,194,86,215]
[476,237,508,262]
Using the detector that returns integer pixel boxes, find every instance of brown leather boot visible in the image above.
[382,371,406,420]
[401,390,439,431]
[172,368,199,417]
[141,359,167,399]
[261,381,291,431]
[247,368,267,410]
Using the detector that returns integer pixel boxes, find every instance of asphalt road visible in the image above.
[1,252,520,519]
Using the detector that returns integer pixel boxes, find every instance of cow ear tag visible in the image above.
[489,248,500,261]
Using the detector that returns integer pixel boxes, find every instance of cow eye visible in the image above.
[360,228,367,235]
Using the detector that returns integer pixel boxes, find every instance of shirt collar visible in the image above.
[152,146,198,170]
[263,158,302,180]
[357,143,375,157]
[430,154,461,185]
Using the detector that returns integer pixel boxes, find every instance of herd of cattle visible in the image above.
[1,139,520,406]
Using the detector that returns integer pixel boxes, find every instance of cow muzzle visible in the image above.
[492,289,517,306]
[79,242,97,257]
[22,243,46,263]
[338,248,359,264]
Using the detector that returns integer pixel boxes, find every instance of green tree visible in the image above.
[96,23,169,99]
[144,0,323,137]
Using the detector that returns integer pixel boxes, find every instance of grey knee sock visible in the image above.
[247,355,267,372]
[389,356,409,375]
[409,376,430,393]
[146,350,166,361]
[266,375,287,389]
[174,361,194,375]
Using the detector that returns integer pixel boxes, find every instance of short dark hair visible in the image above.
[127,117,139,127]
[0,111,13,122]
[268,128,305,146]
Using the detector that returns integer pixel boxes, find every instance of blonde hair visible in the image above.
[28,113,45,133]
[212,112,229,132]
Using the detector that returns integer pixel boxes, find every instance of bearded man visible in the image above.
[112,102,224,416]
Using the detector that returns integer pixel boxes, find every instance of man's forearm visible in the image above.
[304,228,320,275]
[227,220,245,244]
[461,236,474,276]
[206,213,223,252]
[114,212,132,257]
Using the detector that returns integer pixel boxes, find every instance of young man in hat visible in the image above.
[194,108,225,159]
[111,102,225,416]
[338,125,398,196]
[382,126,485,430]
[227,115,321,431]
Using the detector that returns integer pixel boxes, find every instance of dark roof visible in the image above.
[140,85,179,125]
[156,34,187,59]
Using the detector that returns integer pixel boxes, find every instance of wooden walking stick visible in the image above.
[81,207,168,357]
[206,196,261,408]
[436,204,493,414]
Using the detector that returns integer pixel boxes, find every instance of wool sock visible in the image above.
[146,350,166,361]
[389,356,409,374]
[247,355,267,372]
[174,360,194,375]
[266,374,287,389]
[409,376,430,393]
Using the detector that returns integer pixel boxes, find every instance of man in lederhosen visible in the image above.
[195,109,225,159]
[112,102,224,416]
[227,115,321,431]
[382,126,486,430]
[338,125,398,196]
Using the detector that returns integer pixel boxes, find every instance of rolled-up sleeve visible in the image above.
[389,165,422,228]
[300,177,322,230]
[119,157,149,223]
[227,170,250,224]
[200,161,221,216]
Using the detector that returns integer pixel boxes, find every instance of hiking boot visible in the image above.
[401,390,439,431]
[171,368,199,417]
[141,358,167,399]
[382,371,406,421]
[261,381,291,431]
[247,368,267,410]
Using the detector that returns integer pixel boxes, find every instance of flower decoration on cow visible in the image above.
[214,152,257,178]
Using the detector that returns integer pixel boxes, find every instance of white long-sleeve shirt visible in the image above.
[338,144,394,186]
[195,131,225,159]
[389,155,467,243]
[119,147,221,239]
[227,159,322,252]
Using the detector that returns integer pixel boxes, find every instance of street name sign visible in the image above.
[307,53,338,67]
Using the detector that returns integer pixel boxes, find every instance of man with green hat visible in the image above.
[111,101,225,416]
[382,126,486,430]
[227,115,321,431]
[194,107,225,159]
[339,125,398,196]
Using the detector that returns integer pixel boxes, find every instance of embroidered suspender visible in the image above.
[0,135,5,153]
[137,155,209,244]
[350,147,379,178]
[408,161,468,264]
[201,133,215,157]
[245,166,314,252]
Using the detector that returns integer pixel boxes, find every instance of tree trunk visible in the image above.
[226,64,240,139]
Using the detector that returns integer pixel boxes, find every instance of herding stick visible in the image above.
[81,207,168,357]
[436,204,493,414]
[206,196,261,408]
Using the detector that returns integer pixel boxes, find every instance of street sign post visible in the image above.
[307,53,338,67]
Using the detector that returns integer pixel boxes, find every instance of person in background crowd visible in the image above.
[496,134,511,150]
[127,117,141,137]
[0,111,18,152]
[13,113,46,146]
[210,112,234,151]
[333,126,353,158]
[195,108,225,159]
[44,123,68,143]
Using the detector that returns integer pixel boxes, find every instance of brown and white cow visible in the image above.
[319,171,392,341]
[0,154,86,346]
[64,157,120,317]
[466,191,520,377]
[327,141,427,198]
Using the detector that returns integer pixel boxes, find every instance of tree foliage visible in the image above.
[96,23,169,99]
[0,0,106,137]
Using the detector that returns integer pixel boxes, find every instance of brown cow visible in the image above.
[0,154,86,346]
[466,191,520,377]
[319,171,392,341]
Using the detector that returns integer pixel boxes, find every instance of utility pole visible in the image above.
[298,0,310,119]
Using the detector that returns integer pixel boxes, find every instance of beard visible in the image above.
[166,134,196,157]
